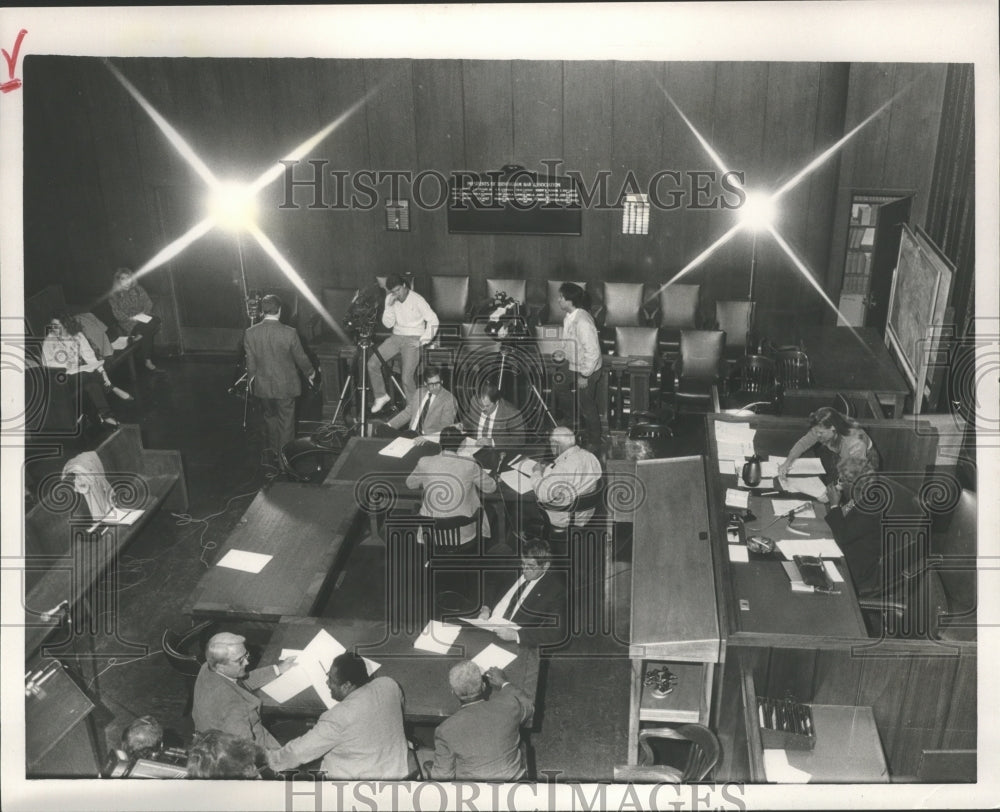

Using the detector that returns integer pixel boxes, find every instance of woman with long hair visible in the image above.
[777,406,879,478]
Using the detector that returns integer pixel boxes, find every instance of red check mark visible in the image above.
[2,28,28,94]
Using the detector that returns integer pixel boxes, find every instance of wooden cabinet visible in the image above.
[838,192,911,333]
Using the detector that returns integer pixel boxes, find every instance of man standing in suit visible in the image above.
[266,653,410,779]
[243,294,316,461]
[192,632,297,749]
[369,273,439,414]
[423,662,533,781]
[477,539,568,648]
[383,365,456,439]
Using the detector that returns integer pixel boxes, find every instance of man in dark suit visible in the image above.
[477,539,568,649]
[423,662,533,781]
[457,381,527,467]
[192,632,297,749]
[244,294,316,460]
[382,364,457,440]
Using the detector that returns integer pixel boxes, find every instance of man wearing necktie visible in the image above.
[477,540,568,648]
[456,382,527,465]
[384,365,457,440]
[192,632,297,749]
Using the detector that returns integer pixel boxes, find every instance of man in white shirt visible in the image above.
[369,273,439,413]
[531,426,603,530]
[554,282,603,450]
[477,540,568,648]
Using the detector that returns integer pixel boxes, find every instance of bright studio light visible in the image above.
[208,182,258,231]
[739,192,777,231]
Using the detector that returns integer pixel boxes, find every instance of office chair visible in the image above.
[429,275,472,324]
[671,330,726,414]
[926,488,977,642]
[486,277,528,305]
[722,354,780,413]
[535,477,605,556]
[162,620,214,719]
[774,348,812,390]
[596,282,647,351]
[610,326,661,426]
[613,724,721,783]
[656,282,701,362]
[714,300,755,360]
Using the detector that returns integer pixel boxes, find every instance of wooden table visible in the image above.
[797,326,909,418]
[258,616,540,725]
[183,482,360,622]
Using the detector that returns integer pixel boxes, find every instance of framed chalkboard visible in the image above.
[884,225,954,414]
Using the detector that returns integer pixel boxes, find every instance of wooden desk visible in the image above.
[258,616,539,725]
[183,483,359,622]
[797,326,909,418]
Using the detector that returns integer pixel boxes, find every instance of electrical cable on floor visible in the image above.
[171,487,262,567]
[87,647,164,690]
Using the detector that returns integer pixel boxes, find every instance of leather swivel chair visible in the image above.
[671,330,726,413]
[714,300,755,360]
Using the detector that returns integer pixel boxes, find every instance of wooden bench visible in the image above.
[23,425,188,656]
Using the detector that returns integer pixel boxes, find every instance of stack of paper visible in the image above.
[777,475,827,500]
[261,629,380,709]
[379,437,416,457]
[714,422,757,463]
[725,488,749,509]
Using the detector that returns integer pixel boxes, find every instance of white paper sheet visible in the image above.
[264,632,381,708]
[777,475,827,500]
[132,312,152,323]
[87,506,145,532]
[823,560,844,583]
[728,544,749,563]
[763,749,812,783]
[775,538,844,559]
[771,500,816,519]
[379,436,416,457]
[423,431,441,444]
[215,549,273,574]
[260,665,314,704]
[456,437,479,457]
[110,336,129,350]
[787,458,825,475]
[459,615,520,632]
[500,469,534,495]
[471,643,517,672]
[413,620,462,654]
[718,458,739,475]
[725,488,749,509]
[716,440,755,462]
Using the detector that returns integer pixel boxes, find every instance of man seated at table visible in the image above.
[192,632,297,750]
[266,652,410,779]
[477,539,568,648]
[423,662,533,781]
[823,456,885,598]
[455,380,527,467]
[405,425,497,549]
[530,426,603,540]
[375,364,456,441]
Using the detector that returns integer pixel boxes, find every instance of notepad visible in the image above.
[500,469,534,495]
[471,644,517,672]
[413,620,462,654]
[728,544,749,564]
[725,488,749,509]
[379,436,416,457]
[132,312,152,324]
[215,549,272,573]
[87,506,145,532]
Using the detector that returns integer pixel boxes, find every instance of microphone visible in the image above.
[40,600,69,622]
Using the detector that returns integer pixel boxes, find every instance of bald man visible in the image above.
[192,632,297,749]
[531,427,603,529]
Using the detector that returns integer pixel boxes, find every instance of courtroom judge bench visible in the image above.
[624,415,976,783]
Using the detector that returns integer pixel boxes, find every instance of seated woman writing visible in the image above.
[110,267,162,373]
[43,312,128,428]
[777,406,879,479]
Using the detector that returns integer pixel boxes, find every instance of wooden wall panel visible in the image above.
[941,648,977,750]
[24,57,957,352]
[888,654,960,775]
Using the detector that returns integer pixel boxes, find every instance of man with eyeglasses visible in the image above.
[379,364,456,440]
[368,273,439,414]
[192,632,297,749]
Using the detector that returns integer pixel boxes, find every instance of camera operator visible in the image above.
[368,274,438,413]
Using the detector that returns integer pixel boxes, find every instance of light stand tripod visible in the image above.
[327,330,407,439]
[496,341,558,432]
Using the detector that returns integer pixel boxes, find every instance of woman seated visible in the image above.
[110,267,162,372]
[777,406,879,479]
[42,312,128,428]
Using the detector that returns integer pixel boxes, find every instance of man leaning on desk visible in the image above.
[192,632,297,749]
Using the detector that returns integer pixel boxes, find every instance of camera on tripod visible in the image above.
[344,285,382,344]
[483,291,529,339]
